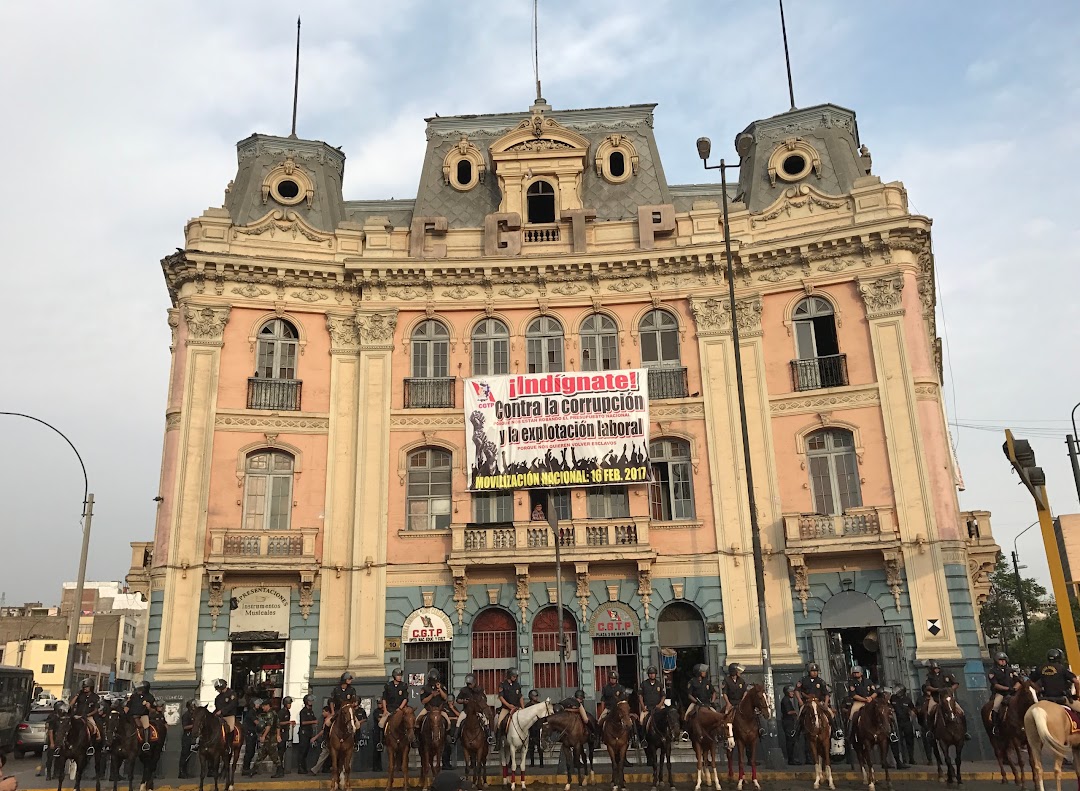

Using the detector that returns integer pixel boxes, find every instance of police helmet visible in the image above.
[783,685,793,694]
[807,663,820,673]
[851,666,864,676]
[54,701,65,712]
[995,652,1009,663]
[282,697,293,706]
[303,694,314,705]
[575,689,586,700]
[528,690,540,700]
[1048,648,1065,663]
[214,679,228,691]
[608,670,619,681]
[186,700,197,711]
[137,681,151,692]
[508,668,519,679]
[427,669,441,682]
[340,672,354,684]
[255,698,268,708]
[465,673,476,686]
[696,664,709,675]
[927,660,940,671]
[80,678,93,690]
[392,668,404,679]
[647,666,658,674]
[895,686,906,695]
[727,663,740,675]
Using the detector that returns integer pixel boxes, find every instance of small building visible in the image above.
[4,639,68,698]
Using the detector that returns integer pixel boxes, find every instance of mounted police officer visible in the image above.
[1031,648,1080,713]
[452,673,491,745]
[597,670,628,724]
[795,663,835,724]
[415,668,452,731]
[250,698,284,778]
[637,665,667,744]
[557,688,593,730]
[496,668,524,739]
[69,679,102,752]
[923,660,969,738]
[845,666,875,741]
[124,680,156,752]
[685,664,715,718]
[212,679,239,739]
[331,671,359,733]
[720,663,747,713]
[987,652,1020,731]
[378,668,410,750]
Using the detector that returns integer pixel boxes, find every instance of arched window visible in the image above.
[649,438,694,521]
[638,309,681,368]
[406,448,453,531]
[792,297,845,390]
[256,319,298,379]
[580,314,619,372]
[471,608,517,698]
[411,319,450,378]
[806,429,861,515]
[526,316,564,373]
[533,607,579,690]
[242,450,294,531]
[526,181,556,224]
[471,318,509,376]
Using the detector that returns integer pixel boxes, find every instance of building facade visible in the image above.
[135,95,1000,729]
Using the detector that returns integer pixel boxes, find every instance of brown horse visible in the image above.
[601,700,634,791]
[1024,699,1080,791]
[328,702,358,791]
[545,708,592,791]
[384,705,416,791]
[727,684,771,791]
[930,686,965,786]
[798,698,835,790]
[54,714,105,791]
[982,680,1037,788]
[418,704,449,791]
[189,707,242,791]
[685,705,732,791]
[460,697,492,788]
[851,695,892,791]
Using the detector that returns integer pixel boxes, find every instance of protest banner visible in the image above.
[464,369,650,492]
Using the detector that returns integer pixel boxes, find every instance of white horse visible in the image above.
[501,700,554,790]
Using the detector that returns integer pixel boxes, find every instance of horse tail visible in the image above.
[1030,705,1069,760]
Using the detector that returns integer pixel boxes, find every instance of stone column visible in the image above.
[155,303,230,682]
[857,273,960,658]
[690,296,802,666]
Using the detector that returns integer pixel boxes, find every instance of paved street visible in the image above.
[3,753,1058,791]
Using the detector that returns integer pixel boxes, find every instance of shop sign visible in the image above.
[589,603,640,637]
[230,586,291,635]
[401,607,454,643]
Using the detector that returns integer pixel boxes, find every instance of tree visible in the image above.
[980,555,1049,653]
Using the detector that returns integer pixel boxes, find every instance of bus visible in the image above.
[0,666,34,755]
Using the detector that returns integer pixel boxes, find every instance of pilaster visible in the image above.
[858,273,961,659]
[690,296,801,665]
[155,303,229,682]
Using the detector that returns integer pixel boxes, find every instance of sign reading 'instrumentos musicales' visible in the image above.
[464,370,650,491]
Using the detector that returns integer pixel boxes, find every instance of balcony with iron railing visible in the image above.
[790,354,848,392]
[782,506,898,554]
[449,517,653,566]
[247,378,303,410]
[647,367,689,400]
[523,224,561,244]
[404,377,456,409]
[207,527,319,571]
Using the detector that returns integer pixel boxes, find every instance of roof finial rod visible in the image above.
[533,0,542,101]
[779,0,796,110]
[290,16,301,138]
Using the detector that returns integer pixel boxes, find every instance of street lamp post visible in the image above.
[1012,521,1038,640]
[0,412,94,700]
[694,140,776,728]
[1068,401,1080,505]
[546,491,568,700]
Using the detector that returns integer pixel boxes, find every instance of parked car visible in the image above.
[15,709,50,758]
[33,695,57,709]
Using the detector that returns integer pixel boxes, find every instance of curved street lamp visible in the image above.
[0,412,94,699]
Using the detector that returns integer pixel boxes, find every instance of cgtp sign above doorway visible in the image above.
[401,607,454,643]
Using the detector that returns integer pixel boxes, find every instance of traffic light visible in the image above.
[1003,430,1047,508]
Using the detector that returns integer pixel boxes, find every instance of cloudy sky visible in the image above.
[2,1,1078,605]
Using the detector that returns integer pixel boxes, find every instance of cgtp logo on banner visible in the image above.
[464,369,651,492]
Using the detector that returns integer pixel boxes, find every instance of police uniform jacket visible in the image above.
[780,695,798,723]
[72,691,100,717]
[331,684,358,710]
[688,677,714,706]
[382,680,408,709]
[640,678,665,708]
[924,672,948,694]
[1032,662,1077,701]
[127,689,155,716]
[558,697,583,711]
[215,689,238,716]
[891,692,915,724]
[298,705,318,739]
[421,680,447,709]
[847,678,873,700]
[723,675,747,704]
[796,675,828,702]
[457,685,487,707]
[499,679,523,708]
[988,665,1019,694]
[600,683,626,710]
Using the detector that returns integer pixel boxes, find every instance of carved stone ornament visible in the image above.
[516,571,530,625]
[299,572,315,620]
[857,274,906,317]
[576,568,590,621]
[326,315,360,351]
[689,296,761,336]
[453,570,468,626]
[354,310,398,349]
[551,281,589,296]
[208,572,225,631]
[637,565,653,624]
[183,305,230,345]
[167,308,180,350]
[788,555,810,617]
[883,551,904,613]
[290,287,328,303]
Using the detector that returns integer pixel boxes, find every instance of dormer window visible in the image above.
[609,151,626,178]
[526,181,556,224]
[457,159,473,185]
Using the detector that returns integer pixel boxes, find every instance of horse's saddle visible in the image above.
[218,720,241,746]
[137,724,161,744]
[1058,705,1080,733]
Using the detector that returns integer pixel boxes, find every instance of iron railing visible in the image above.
[247,378,302,411]
[404,377,456,409]
[648,367,689,399]
[524,224,561,243]
[790,354,848,391]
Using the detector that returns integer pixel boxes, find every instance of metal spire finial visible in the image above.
[290,16,301,138]
[779,0,796,110]
[533,0,542,101]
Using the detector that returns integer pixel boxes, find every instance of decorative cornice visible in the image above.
[914,383,939,401]
[167,308,180,351]
[326,315,360,353]
[689,296,762,337]
[182,304,230,346]
[215,414,329,432]
[857,274,906,318]
[940,545,968,566]
[164,412,181,431]
[354,309,398,349]
[770,387,880,415]
[390,413,463,430]
[650,402,705,419]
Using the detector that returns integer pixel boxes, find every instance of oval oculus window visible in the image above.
[276,179,301,199]
[609,151,626,178]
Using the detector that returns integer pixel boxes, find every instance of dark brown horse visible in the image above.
[728,684,771,791]
[643,705,679,791]
[686,706,733,791]
[418,704,449,791]
[601,701,633,791]
[851,695,892,791]
[55,714,105,791]
[460,697,492,788]
[103,710,138,791]
[384,705,415,791]
[931,686,965,786]
[137,713,167,791]
[798,697,835,790]
[982,680,1036,787]
[190,706,241,791]
[545,708,593,791]
[329,702,358,791]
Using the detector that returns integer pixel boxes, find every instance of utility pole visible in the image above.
[546,490,568,700]
[1011,550,1030,638]
[64,493,94,697]
[1067,433,1080,506]
[1004,430,1080,668]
